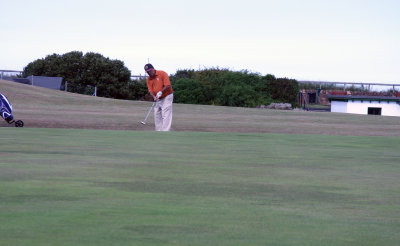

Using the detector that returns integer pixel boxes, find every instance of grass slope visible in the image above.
[1,128,400,245]
[2,79,400,135]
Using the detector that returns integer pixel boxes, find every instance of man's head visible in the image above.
[144,63,156,78]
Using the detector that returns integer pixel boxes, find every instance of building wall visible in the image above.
[347,100,400,116]
[331,100,400,116]
[331,101,347,113]
[382,102,400,116]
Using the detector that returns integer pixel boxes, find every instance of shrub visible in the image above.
[170,68,297,107]
[172,78,207,104]
[128,79,148,100]
[265,77,299,106]
[219,71,268,107]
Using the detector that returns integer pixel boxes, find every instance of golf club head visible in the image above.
[140,121,146,125]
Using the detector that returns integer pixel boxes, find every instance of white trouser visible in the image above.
[154,93,173,131]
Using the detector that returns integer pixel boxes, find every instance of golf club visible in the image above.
[140,101,155,125]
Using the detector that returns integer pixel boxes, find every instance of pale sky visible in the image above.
[1,0,399,83]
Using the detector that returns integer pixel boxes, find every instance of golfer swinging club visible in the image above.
[144,64,174,131]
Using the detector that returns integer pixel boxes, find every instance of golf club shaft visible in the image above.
[142,102,155,124]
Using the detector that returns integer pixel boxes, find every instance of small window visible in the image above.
[368,107,382,115]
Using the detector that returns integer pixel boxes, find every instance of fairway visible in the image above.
[1,128,400,246]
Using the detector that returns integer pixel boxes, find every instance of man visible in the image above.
[144,63,174,131]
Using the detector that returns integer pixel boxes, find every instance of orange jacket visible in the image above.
[146,70,173,99]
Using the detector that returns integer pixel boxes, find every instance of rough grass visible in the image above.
[1,79,400,136]
[1,128,400,246]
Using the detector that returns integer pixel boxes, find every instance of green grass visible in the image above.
[1,128,400,245]
[1,79,400,245]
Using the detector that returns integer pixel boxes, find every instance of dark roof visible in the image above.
[328,95,400,102]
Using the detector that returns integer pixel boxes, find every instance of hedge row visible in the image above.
[131,68,299,108]
[169,68,299,107]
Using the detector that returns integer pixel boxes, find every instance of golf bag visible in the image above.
[0,93,24,127]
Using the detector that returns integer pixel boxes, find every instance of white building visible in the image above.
[328,95,400,117]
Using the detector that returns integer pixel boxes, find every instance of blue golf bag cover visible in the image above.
[0,93,14,123]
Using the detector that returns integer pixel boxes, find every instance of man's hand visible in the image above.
[156,91,162,99]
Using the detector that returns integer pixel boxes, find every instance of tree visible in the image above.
[22,51,132,99]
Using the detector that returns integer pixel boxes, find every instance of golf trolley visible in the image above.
[0,93,24,127]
